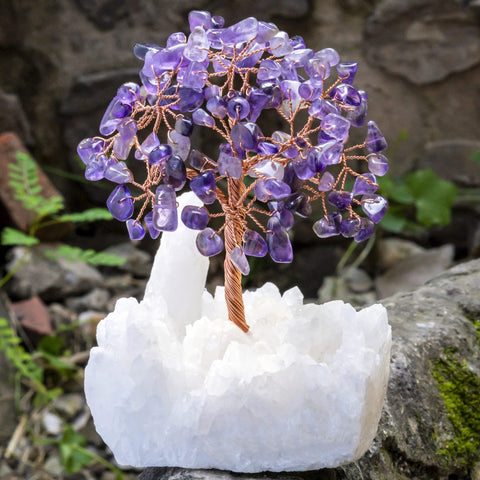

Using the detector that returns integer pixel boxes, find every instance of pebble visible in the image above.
[66,288,110,312]
[44,454,63,476]
[42,411,64,435]
[377,238,425,271]
[53,393,85,418]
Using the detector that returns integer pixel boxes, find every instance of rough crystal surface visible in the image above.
[85,194,391,473]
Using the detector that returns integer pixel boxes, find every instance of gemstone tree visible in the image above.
[78,11,389,332]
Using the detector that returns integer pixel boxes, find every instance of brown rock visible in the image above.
[0,132,71,240]
[11,296,53,341]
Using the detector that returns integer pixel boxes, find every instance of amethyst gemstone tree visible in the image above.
[81,11,391,472]
[78,11,389,333]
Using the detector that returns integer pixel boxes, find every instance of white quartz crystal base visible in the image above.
[85,193,391,472]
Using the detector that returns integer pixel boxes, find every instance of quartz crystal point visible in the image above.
[85,192,391,472]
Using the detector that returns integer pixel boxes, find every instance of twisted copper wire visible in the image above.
[223,178,249,332]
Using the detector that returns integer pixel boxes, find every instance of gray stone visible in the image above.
[365,0,480,84]
[102,242,152,278]
[138,467,335,480]
[42,411,64,435]
[419,139,480,188]
[66,288,110,313]
[52,393,86,418]
[0,87,33,144]
[6,245,103,301]
[377,238,426,271]
[375,244,455,298]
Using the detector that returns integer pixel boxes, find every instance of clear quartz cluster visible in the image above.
[85,194,392,473]
[77,10,390,271]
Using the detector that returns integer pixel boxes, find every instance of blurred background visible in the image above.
[0,0,479,479]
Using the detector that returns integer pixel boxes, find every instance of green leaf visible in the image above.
[1,227,39,246]
[379,209,408,233]
[471,151,480,164]
[406,169,457,227]
[45,245,126,267]
[9,152,65,217]
[56,208,113,223]
[59,427,92,473]
[38,335,63,356]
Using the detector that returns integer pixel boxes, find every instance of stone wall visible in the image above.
[0,0,479,207]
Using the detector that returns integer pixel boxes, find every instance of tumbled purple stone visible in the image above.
[190,170,217,204]
[175,116,194,137]
[299,80,323,100]
[365,121,388,153]
[167,32,186,47]
[113,132,133,160]
[293,154,316,180]
[184,26,210,62]
[308,98,339,119]
[339,217,362,238]
[85,154,108,181]
[318,140,343,165]
[353,173,378,196]
[135,132,160,160]
[283,161,303,192]
[320,113,351,143]
[318,171,335,191]
[188,10,212,31]
[196,228,224,256]
[192,108,215,127]
[212,15,225,28]
[267,216,293,263]
[284,192,308,214]
[257,21,279,43]
[264,179,291,199]
[227,96,250,120]
[181,205,209,230]
[105,161,132,184]
[305,56,330,83]
[152,185,178,231]
[307,148,327,174]
[368,153,389,176]
[230,247,250,275]
[327,190,353,210]
[117,82,140,105]
[313,216,339,238]
[153,43,185,70]
[269,31,293,57]
[149,144,172,166]
[164,155,187,191]
[354,218,375,242]
[206,96,227,118]
[254,179,270,201]
[346,90,368,127]
[144,211,161,239]
[329,83,361,106]
[168,130,191,160]
[257,59,281,82]
[361,194,388,223]
[243,229,268,257]
[248,88,269,122]
[221,17,258,45]
[107,185,134,221]
[100,97,125,136]
[336,62,358,85]
[218,146,242,179]
[77,137,105,164]
[133,42,162,60]
[126,219,145,241]
[261,83,283,109]
[249,159,283,181]
[257,142,279,156]
[189,149,213,170]
[173,87,204,113]
[231,123,256,151]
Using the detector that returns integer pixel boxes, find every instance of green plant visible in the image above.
[378,168,457,233]
[0,152,126,288]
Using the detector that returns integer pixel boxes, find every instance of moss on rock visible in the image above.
[432,350,480,467]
